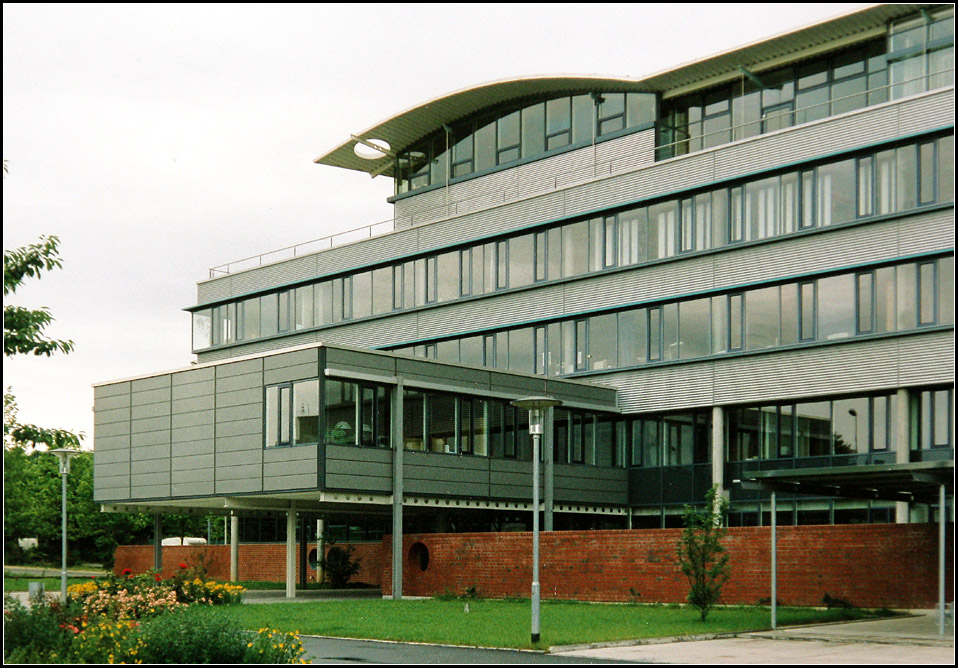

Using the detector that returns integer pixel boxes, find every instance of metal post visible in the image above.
[153,515,162,572]
[392,380,404,600]
[286,504,296,599]
[532,430,541,644]
[60,466,68,603]
[771,489,777,631]
[939,483,946,637]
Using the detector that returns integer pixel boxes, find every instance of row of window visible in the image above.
[390,256,954,376]
[727,387,953,462]
[266,374,953,474]
[192,134,954,351]
[395,92,656,195]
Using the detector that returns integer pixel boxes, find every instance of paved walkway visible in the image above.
[553,611,955,664]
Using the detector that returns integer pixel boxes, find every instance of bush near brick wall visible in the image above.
[113,542,382,586]
[383,524,953,609]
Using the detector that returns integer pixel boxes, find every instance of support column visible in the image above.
[286,504,296,599]
[938,483,946,637]
[895,388,911,523]
[543,407,554,532]
[316,517,326,584]
[153,515,162,572]
[711,406,725,494]
[770,489,777,631]
[391,380,404,600]
[299,516,308,590]
[229,514,239,582]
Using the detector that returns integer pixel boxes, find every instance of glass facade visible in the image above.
[395,92,656,195]
[393,255,954,377]
[192,134,953,352]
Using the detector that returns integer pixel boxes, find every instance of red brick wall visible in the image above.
[115,524,952,608]
[114,542,382,586]
[382,524,953,609]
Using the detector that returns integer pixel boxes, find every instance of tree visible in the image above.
[676,485,731,621]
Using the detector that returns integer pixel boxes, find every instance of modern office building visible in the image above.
[95,4,953,578]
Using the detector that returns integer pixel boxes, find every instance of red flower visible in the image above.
[121,568,132,576]
[154,574,162,582]
[178,562,187,569]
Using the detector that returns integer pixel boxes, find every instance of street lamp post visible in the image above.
[510,396,562,645]
[50,449,80,603]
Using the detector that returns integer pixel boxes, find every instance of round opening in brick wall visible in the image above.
[307,548,318,569]
[409,542,429,571]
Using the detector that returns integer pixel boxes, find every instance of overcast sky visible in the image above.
[3,3,870,447]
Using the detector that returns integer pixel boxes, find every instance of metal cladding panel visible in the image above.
[229,255,317,296]
[215,477,262,494]
[95,448,129,465]
[131,374,171,393]
[131,402,170,420]
[898,331,955,387]
[216,372,262,395]
[216,358,263,378]
[414,286,564,340]
[264,363,319,386]
[197,277,232,305]
[215,418,260,439]
[898,209,955,257]
[324,445,392,493]
[95,382,130,399]
[713,338,903,406]
[326,347,396,374]
[172,395,215,415]
[897,88,955,134]
[716,109,898,181]
[553,465,628,505]
[713,220,901,288]
[562,258,715,315]
[312,316,419,349]
[172,482,215,497]
[95,407,130,426]
[172,366,215,385]
[131,458,170,475]
[171,409,214,429]
[95,393,131,411]
[264,348,319,371]
[590,364,715,414]
[172,453,214,472]
[172,381,216,402]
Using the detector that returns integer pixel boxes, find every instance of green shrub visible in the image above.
[676,485,731,622]
[136,606,249,664]
[2,593,84,663]
[320,545,361,588]
[71,618,145,664]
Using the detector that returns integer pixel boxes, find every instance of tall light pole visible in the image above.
[510,396,562,645]
[50,449,80,603]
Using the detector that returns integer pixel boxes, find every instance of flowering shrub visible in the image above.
[71,618,145,664]
[4,571,308,664]
[244,627,308,664]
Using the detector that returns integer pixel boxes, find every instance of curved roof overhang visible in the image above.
[314,4,931,178]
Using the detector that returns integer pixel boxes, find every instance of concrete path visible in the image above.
[553,611,955,664]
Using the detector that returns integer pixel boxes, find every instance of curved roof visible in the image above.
[314,75,652,177]
[315,4,929,177]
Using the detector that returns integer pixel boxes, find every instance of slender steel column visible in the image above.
[392,380,404,599]
[771,489,777,631]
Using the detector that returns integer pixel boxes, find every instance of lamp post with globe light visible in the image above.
[509,396,562,645]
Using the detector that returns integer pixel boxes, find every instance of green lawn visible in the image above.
[219,598,889,649]
[3,576,91,592]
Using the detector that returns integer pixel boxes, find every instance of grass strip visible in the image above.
[219,598,889,650]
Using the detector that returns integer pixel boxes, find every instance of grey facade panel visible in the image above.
[172,482,215,497]
[95,382,130,399]
[171,453,215,471]
[131,403,170,420]
[215,372,263,394]
[94,393,131,411]
[215,478,262,494]
[264,348,319,371]
[898,209,955,257]
[130,416,171,434]
[95,407,131,426]
[214,403,260,424]
[172,366,216,385]
[216,463,263,481]
[172,395,216,414]
[171,436,215,456]
[130,430,171,448]
[131,458,170,475]
[131,387,171,407]
[215,433,262,452]
[95,462,130,478]
[131,484,171,500]
[216,358,264,378]
[93,434,130,451]
[95,448,129,465]
[323,473,392,493]
[93,421,132,439]
[172,380,216,401]
[264,474,316,492]
[172,424,215,444]
[264,363,320,386]
[215,387,261,409]
[131,375,171,393]
[171,409,215,430]
[214,418,261,439]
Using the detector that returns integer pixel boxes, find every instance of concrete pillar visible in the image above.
[895,388,911,523]
[544,407,554,532]
[153,515,162,572]
[229,514,239,582]
[391,380,404,600]
[286,504,296,599]
[316,517,326,584]
[711,406,725,495]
